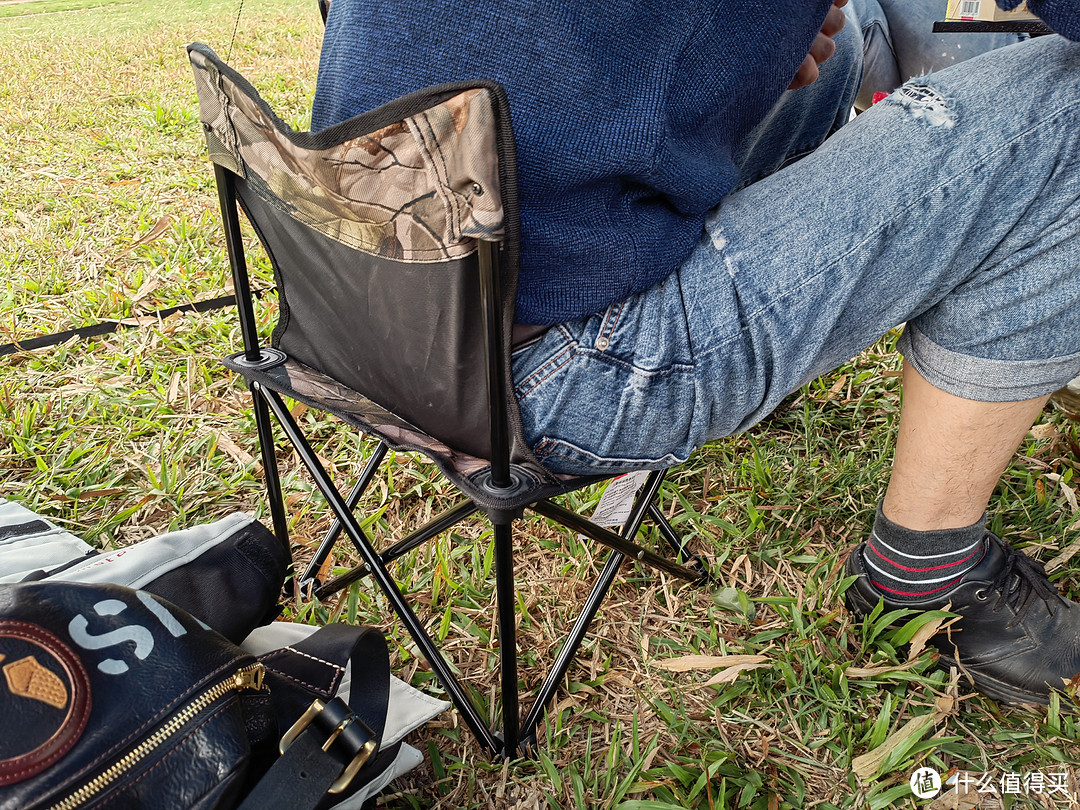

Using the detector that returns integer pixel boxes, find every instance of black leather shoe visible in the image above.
[845,533,1080,706]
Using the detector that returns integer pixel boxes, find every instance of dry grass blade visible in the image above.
[655,653,770,672]
[123,214,172,254]
[700,659,772,687]
[852,709,941,782]
[908,614,958,661]
[844,660,922,679]
[1047,524,1080,573]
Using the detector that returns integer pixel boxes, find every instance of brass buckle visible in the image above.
[279,699,378,794]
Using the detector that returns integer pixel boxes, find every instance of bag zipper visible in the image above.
[46,662,267,810]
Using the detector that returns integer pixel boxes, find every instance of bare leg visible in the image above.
[882,360,1050,531]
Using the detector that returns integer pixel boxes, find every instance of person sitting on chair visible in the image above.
[311,0,1080,707]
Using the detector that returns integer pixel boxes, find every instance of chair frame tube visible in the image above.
[312,498,480,599]
[299,440,390,590]
[477,240,512,487]
[518,468,665,740]
[215,165,289,551]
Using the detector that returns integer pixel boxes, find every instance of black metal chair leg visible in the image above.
[519,470,661,740]
[252,385,289,559]
[493,520,518,757]
[313,499,479,600]
[647,504,708,580]
[299,439,388,588]
[518,548,624,743]
[531,499,699,582]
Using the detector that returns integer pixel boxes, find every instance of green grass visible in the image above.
[3,3,1080,808]
[0,0,120,19]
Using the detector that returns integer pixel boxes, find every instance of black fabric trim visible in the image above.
[188,42,508,155]
[21,550,101,582]
[481,82,544,477]
[0,519,52,541]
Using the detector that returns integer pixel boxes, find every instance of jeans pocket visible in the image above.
[511,325,576,401]
[515,345,699,476]
[531,435,690,476]
[512,279,701,476]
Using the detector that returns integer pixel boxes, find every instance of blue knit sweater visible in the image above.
[312,0,1080,325]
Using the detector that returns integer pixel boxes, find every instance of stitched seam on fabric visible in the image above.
[597,303,614,337]
[534,437,685,467]
[846,92,1080,262]
[57,663,235,783]
[58,515,250,584]
[266,664,342,695]
[0,624,89,780]
[658,2,725,176]
[599,300,625,341]
[116,701,237,799]
[861,20,898,65]
[858,85,1080,248]
[911,356,1080,384]
[513,344,575,399]
[0,528,67,544]
[281,646,345,673]
[419,109,463,243]
[576,350,695,378]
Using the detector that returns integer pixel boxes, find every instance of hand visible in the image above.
[788,0,848,90]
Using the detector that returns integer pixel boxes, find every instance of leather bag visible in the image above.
[0,581,390,810]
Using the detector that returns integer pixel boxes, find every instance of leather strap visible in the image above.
[239,625,392,809]
[259,624,390,738]
[236,696,376,810]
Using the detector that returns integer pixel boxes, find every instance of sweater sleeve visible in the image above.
[997,0,1080,39]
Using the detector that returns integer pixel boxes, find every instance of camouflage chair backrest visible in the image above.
[188,43,506,264]
[187,43,528,465]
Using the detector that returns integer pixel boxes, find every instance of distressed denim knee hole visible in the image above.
[889,83,956,129]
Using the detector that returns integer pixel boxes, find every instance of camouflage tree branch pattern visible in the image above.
[189,45,505,262]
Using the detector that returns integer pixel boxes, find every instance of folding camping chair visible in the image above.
[188,43,707,758]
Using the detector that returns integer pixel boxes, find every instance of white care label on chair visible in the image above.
[583,471,651,532]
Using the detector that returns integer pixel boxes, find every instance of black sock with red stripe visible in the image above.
[863,502,987,601]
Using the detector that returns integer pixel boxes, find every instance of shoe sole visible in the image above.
[935,653,1050,708]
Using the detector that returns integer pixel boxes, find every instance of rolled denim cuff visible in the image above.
[898,324,1080,402]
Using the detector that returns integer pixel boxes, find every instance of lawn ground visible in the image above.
[2,2,1080,807]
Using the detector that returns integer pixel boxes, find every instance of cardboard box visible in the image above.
[945,0,1038,21]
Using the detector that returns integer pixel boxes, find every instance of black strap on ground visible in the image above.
[0,289,266,358]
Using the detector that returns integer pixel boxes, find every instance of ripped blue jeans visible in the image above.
[511,32,1080,476]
